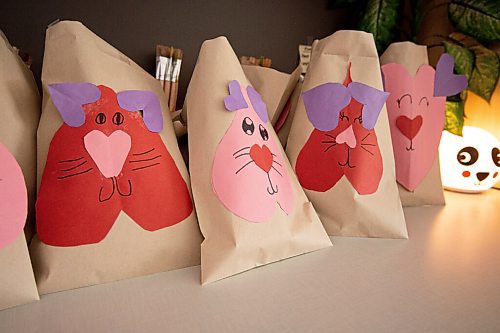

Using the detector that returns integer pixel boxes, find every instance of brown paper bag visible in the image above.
[286,31,408,238]
[30,21,202,294]
[0,31,39,310]
[380,42,446,206]
[185,37,332,284]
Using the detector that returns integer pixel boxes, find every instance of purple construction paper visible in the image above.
[302,83,350,132]
[117,90,163,133]
[348,82,389,130]
[224,80,248,111]
[48,83,101,127]
[246,86,269,123]
[434,53,468,97]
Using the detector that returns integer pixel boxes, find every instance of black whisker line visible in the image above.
[271,166,283,177]
[321,140,336,144]
[324,134,336,140]
[272,160,282,167]
[234,152,250,159]
[132,163,160,171]
[60,160,88,172]
[360,146,374,156]
[324,144,337,153]
[361,133,371,142]
[58,157,84,163]
[361,143,376,146]
[129,155,162,163]
[57,168,93,179]
[132,148,155,156]
[233,146,251,156]
[271,153,277,157]
[235,160,254,174]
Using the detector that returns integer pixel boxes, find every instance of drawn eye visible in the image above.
[339,112,349,122]
[354,115,362,124]
[242,117,254,135]
[259,124,269,141]
[457,146,479,166]
[492,147,500,167]
[113,112,124,125]
[419,96,429,107]
[95,113,106,124]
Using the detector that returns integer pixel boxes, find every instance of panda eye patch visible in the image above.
[457,146,479,166]
[492,147,500,167]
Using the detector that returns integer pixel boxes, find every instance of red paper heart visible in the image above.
[396,115,423,140]
[250,144,273,173]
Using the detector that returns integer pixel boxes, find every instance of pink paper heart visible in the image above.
[84,130,132,178]
[382,63,445,191]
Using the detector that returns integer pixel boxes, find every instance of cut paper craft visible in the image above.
[296,66,386,195]
[36,83,193,247]
[0,143,28,249]
[212,80,294,222]
[382,53,468,191]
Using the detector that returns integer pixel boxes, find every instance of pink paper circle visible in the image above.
[0,143,27,249]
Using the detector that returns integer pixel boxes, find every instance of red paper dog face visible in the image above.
[0,143,27,249]
[211,80,294,223]
[36,83,193,247]
[382,54,468,191]
[296,68,388,195]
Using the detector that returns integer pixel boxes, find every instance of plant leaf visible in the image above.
[449,0,500,42]
[448,32,500,102]
[443,41,473,79]
[358,0,402,53]
[444,100,464,136]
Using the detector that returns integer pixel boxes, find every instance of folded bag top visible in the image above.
[286,30,408,239]
[185,36,331,284]
[31,21,202,294]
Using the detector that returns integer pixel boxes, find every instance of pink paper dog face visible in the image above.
[0,143,28,249]
[212,80,294,222]
[382,53,467,191]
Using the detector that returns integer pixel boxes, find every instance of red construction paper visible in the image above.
[36,85,192,247]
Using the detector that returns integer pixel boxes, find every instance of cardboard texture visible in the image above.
[0,31,39,310]
[380,42,446,206]
[185,36,332,284]
[31,21,202,294]
[286,31,407,238]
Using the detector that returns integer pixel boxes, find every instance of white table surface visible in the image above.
[1,190,499,333]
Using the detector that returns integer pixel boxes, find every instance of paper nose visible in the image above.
[336,125,356,148]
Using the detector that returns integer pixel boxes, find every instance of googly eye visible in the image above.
[259,124,269,141]
[242,117,255,135]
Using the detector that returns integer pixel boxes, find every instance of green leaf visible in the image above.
[444,100,465,136]
[448,32,500,102]
[358,0,402,53]
[449,0,500,42]
[443,41,473,79]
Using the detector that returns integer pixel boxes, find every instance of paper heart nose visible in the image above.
[250,144,273,173]
[396,115,423,140]
[336,125,356,148]
[84,130,132,178]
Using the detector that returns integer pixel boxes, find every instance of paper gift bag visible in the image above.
[286,31,408,238]
[30,21,202,294]
[380,42,467,206]
[0,31,39,310]
[243,65,301,146]
[185,37,332,284]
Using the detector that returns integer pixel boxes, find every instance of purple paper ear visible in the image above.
[348,82,389,130]
[224,80,248,111]
[246,86,269,123]
[302,83,350,132]
[47,83,101,127]
[117,90,163,133]
[434,53,468,97]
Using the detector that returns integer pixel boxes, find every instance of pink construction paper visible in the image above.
[382,62,445,191]
[83,129,132,178]
[0,143,27,249]
[212,82,294,223]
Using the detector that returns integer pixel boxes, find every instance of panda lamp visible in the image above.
[439,126,500,193]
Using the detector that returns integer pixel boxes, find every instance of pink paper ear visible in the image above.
[48,82,101,127]
[117,90,164,132]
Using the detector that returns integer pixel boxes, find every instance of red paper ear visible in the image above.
[36,85,192,246]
